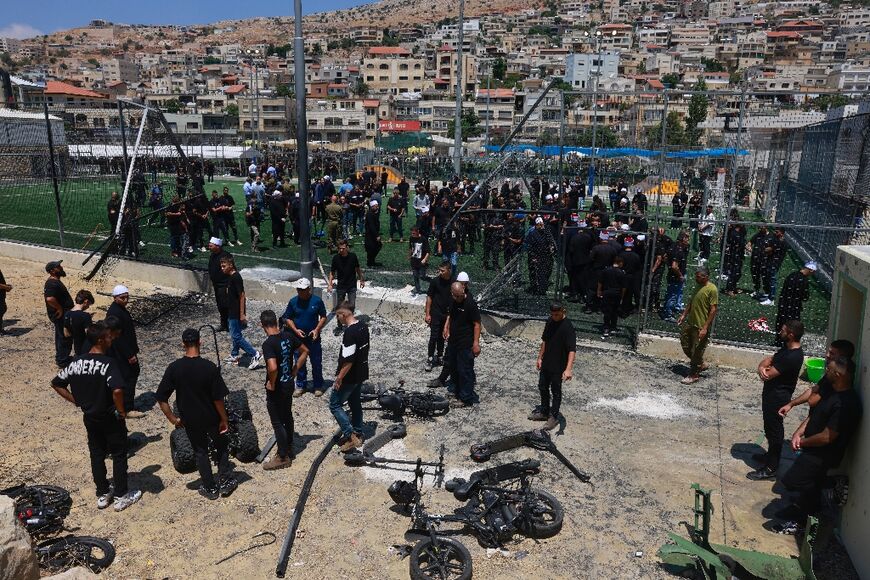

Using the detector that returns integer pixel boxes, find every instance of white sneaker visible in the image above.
[138,241,146,247]
[113,489,142,512]
[760,299,774,306]
[248,351,263,370]
[223,355,240,364]
[200,247,207,252]
[97,485,114,509]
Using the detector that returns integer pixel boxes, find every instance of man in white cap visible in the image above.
[456,271,470,295]
[364,199,382,267]
[207,238,231,331]
[280,278,328,397]
[107,284,145,417]
[774,261,817,345]
[526,217,556,295]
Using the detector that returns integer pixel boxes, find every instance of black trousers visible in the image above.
[53,317,72,367]
[214,285,228,330]
[568,263,589,297]
[602,291,621,330]
[781,452,827,521]
[119,362,140,412]
[699,235,711,259]
[272,218,286,245]
[538,368,563,418]
[762,388,792,469]
[186,425,230,489]
[84,414,128,496]
[428,316,446,359]
[266,385,294,459]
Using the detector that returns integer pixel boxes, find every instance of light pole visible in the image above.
[485,60,491,149]
[293,0,313,284]
[244,48,261,148]
[453,0,465,178]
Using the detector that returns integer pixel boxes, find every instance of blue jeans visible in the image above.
[443,251,458,278]
[329,382,363,438]
[662,280,684,319]
[295,337,323,391]
[228,318,256,357]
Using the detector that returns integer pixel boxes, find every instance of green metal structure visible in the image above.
[657,483,818,580]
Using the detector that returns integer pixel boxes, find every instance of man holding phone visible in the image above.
[280,278,328,397]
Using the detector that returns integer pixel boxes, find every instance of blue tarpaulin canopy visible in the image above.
[485,145,749,158]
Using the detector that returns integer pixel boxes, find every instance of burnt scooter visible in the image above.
[388,459,564,580]
[361,381,450,420]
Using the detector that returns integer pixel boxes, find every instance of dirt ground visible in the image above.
[0,256,857,579]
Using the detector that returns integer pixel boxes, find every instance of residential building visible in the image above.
[362,47,425,95]
[565,51,619,90]
[433,45,477,94]
[306,98,369,144]
[238,96,292,140]
[102,58,140,84]
[474,88,516,135]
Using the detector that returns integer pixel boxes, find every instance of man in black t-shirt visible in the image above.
[748,320,805,481]
[779,339,855,417]
[425,262,453,372]
[260,310,309,470]
[157,328,236,500]
[443,282,481,407]
[328,240,365,312]
[330,301,370,453]
[773,356,862,535]
[106,285,144,417]
[529,303,576,431]
[598,255,626,338]
[408,226,430,295]
[207,239,231,331]
[51,321,142,512]
[661,234,688,321]
[63,290,94,357]
[221,255,262,369]
[44,260,74,367]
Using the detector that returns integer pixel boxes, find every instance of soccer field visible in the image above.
[0,175,831,351]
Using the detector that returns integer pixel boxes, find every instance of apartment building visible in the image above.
[474,88,516,134]
[102,58,140,84]
[840,8,870,28]
[238,96,292,140]
[565,51,620,90]
[598,24,633,52]
[433,45,477,94]
[306,99,368,145]
[828,62,870,94]
[414,96,474,135]
[362,47,425,96]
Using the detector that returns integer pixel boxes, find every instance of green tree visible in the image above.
[275,83,293,97]
[729,70,743,85]
[646,112,687,146]
[566,126,619,147]
[382,28,400,47]
[164,99,182,114]
[492,57,507,81]
[686,79,709,146]
[203,56,222,65]
[340,38,356,50]
[225,103,239,117]
[352,79,370,97]
[661,72,681,87]
[804,94,849,112]
[447,109,484,138]
[87,58,99,66]
[700,57,726,73]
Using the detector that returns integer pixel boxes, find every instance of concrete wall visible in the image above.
[829,245,870,579]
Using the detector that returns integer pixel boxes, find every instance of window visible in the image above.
[379,63,389,70]
[399,64,408,70]
[379,76,389,81]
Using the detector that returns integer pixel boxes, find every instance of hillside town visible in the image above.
[2,1,869,149]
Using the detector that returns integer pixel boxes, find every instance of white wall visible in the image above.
[829,245,870,579]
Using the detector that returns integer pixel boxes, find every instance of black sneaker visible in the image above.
[751,452,769,463]
[774,503,804,521]
[219,476,238,498]
[747,466,776,481]
[771,520,802,535]
[198,484,220,500]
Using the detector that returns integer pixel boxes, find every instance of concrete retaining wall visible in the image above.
[637,332,770,369]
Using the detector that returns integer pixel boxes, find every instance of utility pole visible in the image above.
[453,0,465,177]
[588,30,602,198]
[485,60,491,149]
[294,0,313,284]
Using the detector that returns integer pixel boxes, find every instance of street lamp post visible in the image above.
[244,48,261,148]
[293,0,313,284]
[485,60,491,149]
[453,0,465,178]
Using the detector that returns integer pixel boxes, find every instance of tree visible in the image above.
[203,56,221,65]
[566,126,619,147]
[700,57,726,73]
[87,58,99,66]
[164,99,182,114]
[225,103,239,117]
[661,73,681,88]
[352,79,370,97]
[382,28,400,47]
[447,109,483,138]
[64,35,73,41]
[685,79,709,146]
[729,70,743,85]
[275,83,293,97]
[646,112,687,147]
[804,94,849,112]
[492,57,507,81]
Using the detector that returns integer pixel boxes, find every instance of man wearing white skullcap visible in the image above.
[107,283,144,417]
[364,198,382,267]
[773,261,817,344]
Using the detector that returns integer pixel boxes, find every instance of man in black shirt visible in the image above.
[747,320,805,481]
[773,356,862,535]
[208,238,231,331]
[269,191,289,247]
[774,262,816,343]
[364,200,382,267]
[760,228,787,305]
[408,226,430,295]
[566,224,592,303]
[529,303,576,431]
[157,328,236,500]
[619,237,642,314]
[585,231,618,312]
[44,260,74,367]
[443,282,481,407]
[64,290,94,357]
[387,190,405,242]
[51,321,142,512]
[221,255,262,369]
[107,191,121,232]
[107,285,144,417]
[329,301,370,453]
[220,186,241,245]
[260,310,309,470]
[779,340,855,417]
[0,268,9,334]
[749,226,769,299]
[425,262,453,372]
[328,240,365,312]
[661,234,688,321]
[598,255,626,338]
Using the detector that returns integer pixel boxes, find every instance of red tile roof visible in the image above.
[437,44,454,52]
[44,81,107,99]
[766,31,802,39]
[648,79,665,89]
[363,99,380,107]
[367,46,411,56]
[477,88,515,98]
[224,84,247,95]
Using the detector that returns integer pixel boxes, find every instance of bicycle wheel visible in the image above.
[37,535,116,573]
[517,488,564,539]
[409,537,472,580]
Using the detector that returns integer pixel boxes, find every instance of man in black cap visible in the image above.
[156,328,237,500]
[207,238,230,331]
[44,260,74,367]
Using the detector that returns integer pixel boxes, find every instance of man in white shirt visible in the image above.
[248,161,258,177]
[699,204,715,263]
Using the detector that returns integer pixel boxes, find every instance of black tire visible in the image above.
[170,428,196,473]
[232,419,260,462]
[409,537,473,580]
[37,535,116,573]
[225,390,253,421]
[409,393,450,417]
[517,488,564,539]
